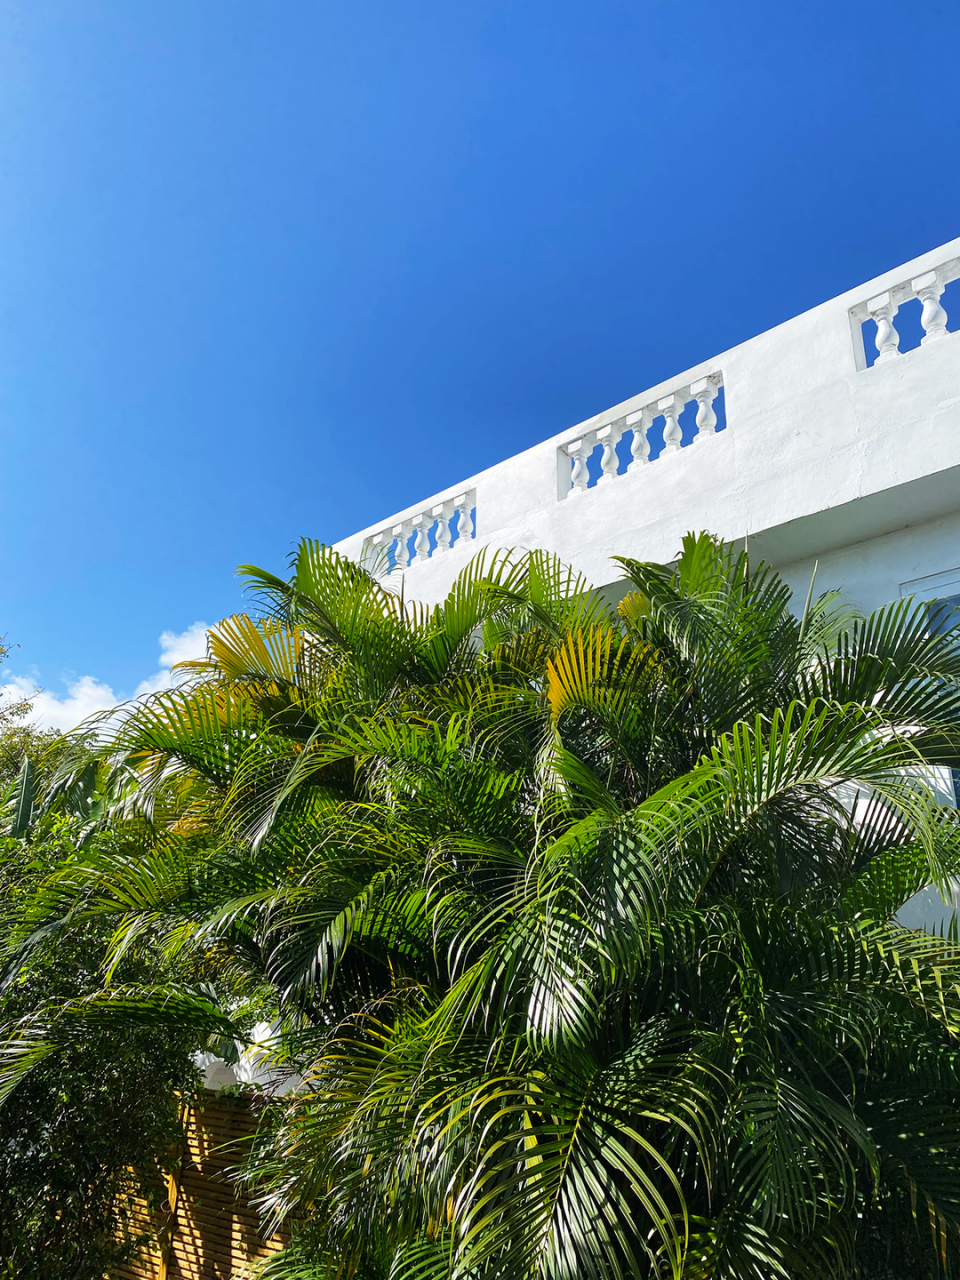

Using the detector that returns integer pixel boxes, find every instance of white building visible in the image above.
[209,240,959,1087]
[335,237,960,626]
[335,236,960,937]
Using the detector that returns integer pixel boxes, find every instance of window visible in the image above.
[927,594,960,636]
[900,569,960,808]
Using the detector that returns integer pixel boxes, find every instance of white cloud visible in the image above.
[0,673,121,734]
[0,621,210,734]
[159,621,210,669]
[133,621,210,697]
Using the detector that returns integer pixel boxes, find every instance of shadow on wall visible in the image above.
[115,1092,287,1280]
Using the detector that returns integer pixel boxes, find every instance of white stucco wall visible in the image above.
[334,237,960,611]
[775,508,960,615]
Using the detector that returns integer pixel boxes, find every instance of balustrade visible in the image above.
[344,239,960,570]
[913,270,949,344]
[558,375,723,498]
[363,490,476,573]
[854,256,957,367]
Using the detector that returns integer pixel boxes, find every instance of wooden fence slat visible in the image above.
[117,1091,288,1280]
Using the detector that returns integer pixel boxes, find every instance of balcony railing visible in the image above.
[339,236,960,591]
[362,489,477,573]
[851,255,959,369]
[557,373,725,499]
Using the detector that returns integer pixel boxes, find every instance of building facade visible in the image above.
[335,237,960,626]
[205,240,960,1098]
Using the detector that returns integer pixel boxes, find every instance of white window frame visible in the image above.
[899,566,960,808]
[900,565,960,601]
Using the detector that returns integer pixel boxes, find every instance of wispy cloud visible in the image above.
[0,622,210,734]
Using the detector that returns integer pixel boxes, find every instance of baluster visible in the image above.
[385,534,399,574]
[393,521,412,570]
[690,377,719,437]
[365,531,388,574]
[456,494,475,540]
[627,408,651,468]
[413,513,432,562]
[381,533,396,574]
[659,394,683,453]
[433,502,454,551]
[381,530,397,574]
[566,437,592,494]
[596,423,622,484]
[867,292,901,363]
[912,271,949,344]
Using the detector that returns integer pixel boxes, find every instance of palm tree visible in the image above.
[7,532,960,1280]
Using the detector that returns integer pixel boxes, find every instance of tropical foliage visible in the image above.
[0,683,202,1280]
[5,533,960,1279]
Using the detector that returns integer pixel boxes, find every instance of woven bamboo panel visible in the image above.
[116,1091,287,1280]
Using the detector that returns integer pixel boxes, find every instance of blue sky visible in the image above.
[2,0,959,727]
